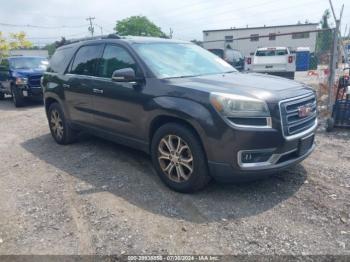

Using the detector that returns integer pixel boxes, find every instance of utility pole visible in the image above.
[327,0,344,113]
[344,24,348,38]
[86,16,95,37]
[169,28,173,39]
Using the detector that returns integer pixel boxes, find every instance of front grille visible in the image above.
[28,75,42,87]
[279,93,317,137]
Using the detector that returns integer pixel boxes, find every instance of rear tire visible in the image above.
[48,102,77,145]
[11,87,25,107]
[151,123,211,193]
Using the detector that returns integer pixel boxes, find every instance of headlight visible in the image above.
[15,77,28,85]
[210,92,270,117]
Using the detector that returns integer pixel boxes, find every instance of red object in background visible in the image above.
[288,56,293,63]
[247,57,252,64]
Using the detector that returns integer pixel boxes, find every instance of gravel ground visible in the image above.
[0,98,349,256]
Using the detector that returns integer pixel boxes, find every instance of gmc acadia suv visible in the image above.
[42,35,317,193]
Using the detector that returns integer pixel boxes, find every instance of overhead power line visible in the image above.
[26,32,88,40]
[0,22,88,29]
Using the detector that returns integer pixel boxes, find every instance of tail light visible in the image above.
[288,56,293,63]
[247,57,252,64]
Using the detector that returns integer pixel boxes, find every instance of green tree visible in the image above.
[316,9,332,53]
[115,16,167,37]
[42,42,57,56]
[0,31,32,58]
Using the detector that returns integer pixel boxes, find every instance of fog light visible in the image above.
[240,151,273,163]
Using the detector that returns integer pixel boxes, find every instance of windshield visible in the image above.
[133,43,236,79]
[256,49,288,56]
[9,57,48,70]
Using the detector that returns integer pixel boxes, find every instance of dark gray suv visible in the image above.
[42,35,317,193]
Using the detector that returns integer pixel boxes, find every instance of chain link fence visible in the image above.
[202,28,347,120]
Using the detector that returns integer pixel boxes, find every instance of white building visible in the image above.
[203,23,319,56]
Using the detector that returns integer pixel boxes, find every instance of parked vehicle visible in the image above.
[0,56,48,107]
[224,48,245,71]
[42,35,317,193]
[208,48,245,71]
[208,49,224,59]
[245,47,296,79]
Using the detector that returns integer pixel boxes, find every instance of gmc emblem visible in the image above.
[298,104,313,118]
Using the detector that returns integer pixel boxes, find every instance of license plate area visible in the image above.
[298,134,314,156]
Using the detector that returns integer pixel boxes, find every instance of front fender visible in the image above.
[143,96,229,159]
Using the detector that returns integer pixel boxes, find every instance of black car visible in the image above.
[224,48,245,71]
[208,48,245,71]
[42,35,317,193]
[0,56,48,107]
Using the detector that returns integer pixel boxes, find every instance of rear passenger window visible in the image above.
[98,45,137,78]
[48,47,75,74]
[70,45,104,76]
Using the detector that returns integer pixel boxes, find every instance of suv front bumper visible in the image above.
[17,85,43,98]
[206,122,317,182]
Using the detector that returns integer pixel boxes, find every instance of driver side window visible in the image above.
[98,45,138,78]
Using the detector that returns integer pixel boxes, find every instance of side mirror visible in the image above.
[112,68,137,82]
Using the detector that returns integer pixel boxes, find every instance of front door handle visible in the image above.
[93,88,104,94]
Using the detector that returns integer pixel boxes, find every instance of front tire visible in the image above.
[11,87,24,107]
[48,102,77,145]
[151,123,211,193]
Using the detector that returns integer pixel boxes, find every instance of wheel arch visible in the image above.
[44,93,67,119]
[148,115,208,162]
[44,97,59,116]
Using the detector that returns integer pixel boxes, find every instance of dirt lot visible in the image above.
[0,98,349,256]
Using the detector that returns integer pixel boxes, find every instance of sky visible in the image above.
[0,0,348,46]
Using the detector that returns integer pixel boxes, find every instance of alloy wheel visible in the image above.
[50,110,64,140]
[158,135,194,183]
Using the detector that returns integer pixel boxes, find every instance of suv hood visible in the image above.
[166,72,313,102]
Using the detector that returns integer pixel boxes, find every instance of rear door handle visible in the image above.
[63,84,70,88]
[93,88,104,94]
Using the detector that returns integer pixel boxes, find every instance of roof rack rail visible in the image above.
[55,34,121,48]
